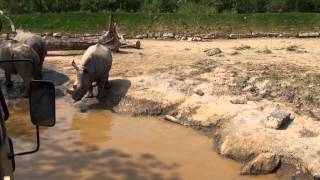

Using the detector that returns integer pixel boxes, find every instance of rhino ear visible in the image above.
[71,60,79,71]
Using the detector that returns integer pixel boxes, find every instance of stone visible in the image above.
[203,34,215,39]
[155,33,162,38]
[147,33,155,38]
[262,107,292,129]
[230,51,241,56]
[164,115,180,124]
[234,44,251,50]
[53,32,62,38]
[230,98,247,104]
[135,35,144,39]
[286,45,299,51]
[256,48,272,54]
[44,32,53,36]
[180,36,187,41]
[163,32,175,38]
[204,48,222,56]
[192,37,202,42]
[240,153,280,175]
[298,32,319,38]
[174,35,181,40]
[195,89,205,96]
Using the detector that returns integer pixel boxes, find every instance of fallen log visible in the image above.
[46,38,96,51]
[46,37,141,51]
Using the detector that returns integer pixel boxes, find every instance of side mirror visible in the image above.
[29,80,56,127]
[9,80,56,158]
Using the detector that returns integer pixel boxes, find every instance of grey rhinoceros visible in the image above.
[0,40,41,96]
[13,30,47,77]
[66,43,112,101]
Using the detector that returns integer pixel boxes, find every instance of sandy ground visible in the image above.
[45,39,320,179]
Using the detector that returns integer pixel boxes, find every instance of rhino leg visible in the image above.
[104,74,111,89]
[21,77,31,98]
[97,78,106,99]
[5,71,13,87]
[85,84,94,98]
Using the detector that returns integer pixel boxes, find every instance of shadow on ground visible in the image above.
[85,79,131,111]
[15,147,181,180]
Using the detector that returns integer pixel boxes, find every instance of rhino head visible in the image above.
[66,60,91,101]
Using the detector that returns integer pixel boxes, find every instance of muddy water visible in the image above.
[5,97,277,180]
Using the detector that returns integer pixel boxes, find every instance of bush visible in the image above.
[178,1,217,15]
[2,0,320,14]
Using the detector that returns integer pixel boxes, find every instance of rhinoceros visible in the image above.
[13,30,47,77]
[0,40,41,96]
[66,43,112,101]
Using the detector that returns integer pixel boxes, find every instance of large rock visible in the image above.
[298,32,319,38]
[240,153,280,175]
[53,32,62,38]
[262,107,292,129]
[204,48,222,56]
[163,32,175,38]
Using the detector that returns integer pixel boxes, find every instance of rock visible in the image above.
[267,33,280,37]
[135,35,144,39]
[191,37,202,42]
[174,35,181,40]
[240,153,280,175]
[155,33,163,38]
[180,36,187,41]
[256,48,272,54]
[44,32,53,36]
[61,36,69,40]
[286,45,299,51]
[234,44,251,51]
[163,32,175,38]
[229,34,252,39]
[230,51,241,56]
[203,34,215,39]
[147,33,155,38]
[298,32,319,38]
[53,32,62,38]
[195,89,205,96]
[230,98,247,104]
[204,48,223,56]
[83,33,92,37]
[262,107,292,129]
[164,115,179,123]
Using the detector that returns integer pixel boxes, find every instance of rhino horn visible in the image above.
[71,60,79,71]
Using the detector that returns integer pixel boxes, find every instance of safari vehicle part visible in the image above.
[9,81,55,158]
[0,10,16,33]
[0,60,56,178]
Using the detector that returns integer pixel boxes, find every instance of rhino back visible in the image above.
[81,44,112,79]
[12,44,40,68]
[14,31,47,61]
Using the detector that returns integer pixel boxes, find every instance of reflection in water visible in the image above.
[5,99,36,142]
[71,110,112,144]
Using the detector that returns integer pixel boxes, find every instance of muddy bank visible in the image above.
[43,39,320,179]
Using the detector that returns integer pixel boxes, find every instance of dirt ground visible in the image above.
[45,39,320,179]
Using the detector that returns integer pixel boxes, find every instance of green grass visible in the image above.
[1,12,320,35]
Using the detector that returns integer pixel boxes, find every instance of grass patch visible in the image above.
[1,12,320,35]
